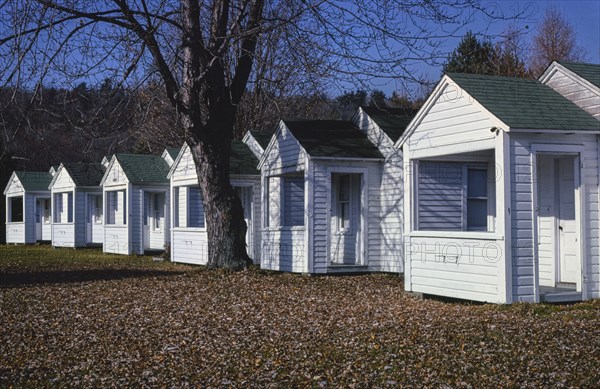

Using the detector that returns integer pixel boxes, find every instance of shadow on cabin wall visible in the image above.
[0,153,17,244]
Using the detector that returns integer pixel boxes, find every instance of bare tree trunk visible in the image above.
[188,110,252,269]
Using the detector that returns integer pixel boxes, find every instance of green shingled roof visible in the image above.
[62,163,106,187]
[361,106,418,142]
[15,171,53,192]
[114,154,171,184]
[283,120,383,159]
[248,129,275,149]
[230,140,259,175]
[448,73,600,131]
[559,61,600,88]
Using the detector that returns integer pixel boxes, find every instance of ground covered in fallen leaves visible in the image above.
[1,245,600,387]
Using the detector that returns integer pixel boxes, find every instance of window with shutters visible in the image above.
[282,176,304,226]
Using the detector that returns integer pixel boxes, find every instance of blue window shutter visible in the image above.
[283,176,304,226]
[188,187,205,228]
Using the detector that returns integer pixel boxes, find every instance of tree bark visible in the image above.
[188,113,252,270]
[191,141,252,269]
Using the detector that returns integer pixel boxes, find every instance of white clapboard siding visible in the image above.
[510,133,600,301]
[130,187,143,254]
[376,152,404,273]
[6,222,24,243]
[172,229,208,264]
[104,225,129,254]
[542,65,600,119]
[354,109,404,273]
[407,235,503,302]
[407,83,498,156]
[260,228,306,272]
[52,224,75,247]
[418,161,463,231]
[261,124,306,173]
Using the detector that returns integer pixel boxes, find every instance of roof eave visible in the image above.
[167,142,191,180]
[509,127,600,134]
[308,156,384,161]
[539,61,600,95]
[2,171,18,195]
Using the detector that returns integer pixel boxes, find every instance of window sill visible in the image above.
[407,231,503,240]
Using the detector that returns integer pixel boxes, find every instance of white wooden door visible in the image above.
[145,192,165,250]
[41,199,51,240]
[536,156,556,287]
[330,173,362,265]
[557,158,578,284]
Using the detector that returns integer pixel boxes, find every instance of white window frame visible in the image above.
[282,174,305,227]
[105,190,126,226]
[462,164,494,232]
[8,196,24,223]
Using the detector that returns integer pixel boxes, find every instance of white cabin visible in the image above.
[399,72,600,304]
[168,141,261,265]
[540,61,600,120]
[4,171,53,243]
[48,162,106,248]
[259,119,398,273]
[100,153,172,255]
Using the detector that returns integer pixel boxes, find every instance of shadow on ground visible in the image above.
[0,269,185,288]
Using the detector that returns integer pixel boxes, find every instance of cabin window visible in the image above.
[43,199,51,224]
[416,161,494,232]
[466,168,488,231]
[67,192,73,223]
[106,190,126,225]
[8,196,23,222]
[153,193,164,230]
[337,174,351,230]
[173,187,180,227]
[54,193,64,223]
[188,187,205,228]
[93,196,103,224]
[282,176,304,227]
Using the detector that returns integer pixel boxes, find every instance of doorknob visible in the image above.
[559,226,563,231]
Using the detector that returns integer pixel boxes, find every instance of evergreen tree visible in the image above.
[443,31,495,75]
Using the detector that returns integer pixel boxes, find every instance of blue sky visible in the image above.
[374,0,600,97]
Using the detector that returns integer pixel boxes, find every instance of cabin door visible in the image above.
[41,198,51,240]
[329,173,363,265]
[144,192,165,250]
[556,157,578,284]
[87,195,102,244]
[537,155,579,287]
[235,186,253,258]
[35,199,42,241]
